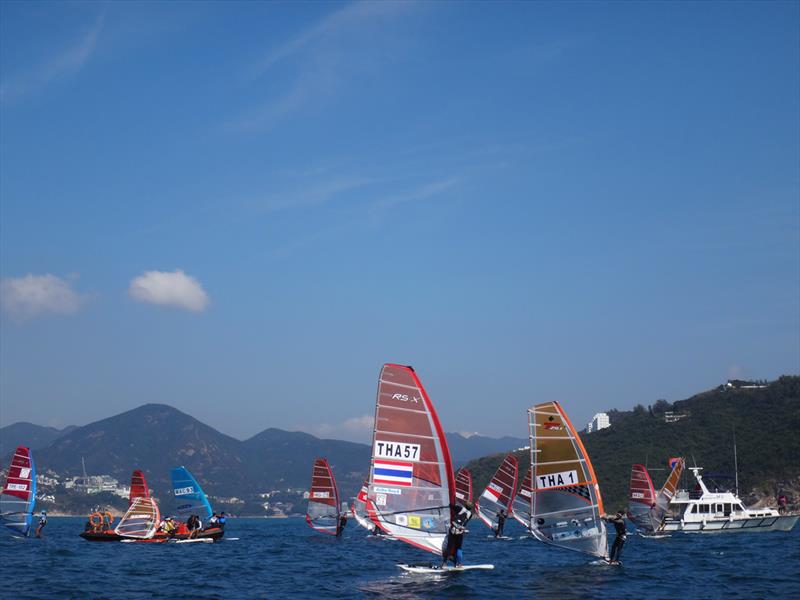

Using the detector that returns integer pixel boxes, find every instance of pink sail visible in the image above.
[476,454,518,531]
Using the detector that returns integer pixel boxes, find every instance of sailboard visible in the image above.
[129,469,150,504]
[397,563,494,573]
[114,496,160,539]
[512,468,533,530]
[0,446,36,537]
[455,468,473,504]
[352,479,376,532]
[528,401,607,559]
[170,466,213,521]
[476,454,518,532]
[366,364,454,555]
[306,457,341,535]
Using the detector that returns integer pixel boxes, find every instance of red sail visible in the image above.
[130,470,150,505]
[306,457,341,535]
[476,454,519,530]
[455,468,473,504]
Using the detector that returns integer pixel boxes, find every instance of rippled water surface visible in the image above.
[2,518,799,598]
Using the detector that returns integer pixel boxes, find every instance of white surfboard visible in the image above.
[485,535,513,540]
[173,538,214,544]
[397,564,494,574]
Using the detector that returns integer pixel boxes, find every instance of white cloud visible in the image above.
[1,14,105,103]
[371,177,460,211]
[307,414,375,442]
[128,269,209,313]
[0,274,87,320]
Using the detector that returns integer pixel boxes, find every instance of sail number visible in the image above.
[173,487,194,496]
[374,441,421,461]
[7,483,27,491]
[536,469,579,489]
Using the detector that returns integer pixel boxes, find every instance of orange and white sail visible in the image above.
[528,401,607,558]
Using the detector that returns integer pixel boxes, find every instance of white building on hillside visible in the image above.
[585,412,610,433]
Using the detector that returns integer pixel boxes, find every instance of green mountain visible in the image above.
[463,376,800,512]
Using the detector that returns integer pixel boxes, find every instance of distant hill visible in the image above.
[0,422,76,455]
[462,376,800,512]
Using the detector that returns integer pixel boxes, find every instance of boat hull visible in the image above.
[662,515,798,533]
[79,527,225,542]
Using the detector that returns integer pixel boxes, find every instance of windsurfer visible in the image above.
[495,509,507,538]
[35,511,47,538]
[602,511,627,564]
[441,501,474,568]
[337,513,348,536]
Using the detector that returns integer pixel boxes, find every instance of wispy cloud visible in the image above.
[370,177,460,211]
[1,14,105,103]
[128,269,210,313]
[305,414,375,443]
[1,274,88,321]
[228,0,423,132]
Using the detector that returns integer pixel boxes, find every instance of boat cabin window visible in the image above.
[724,503,731,516]
[698,504,708,514]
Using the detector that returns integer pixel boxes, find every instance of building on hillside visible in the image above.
[585,413,610,433]
[724,379,767,390]
[664,411,689,423]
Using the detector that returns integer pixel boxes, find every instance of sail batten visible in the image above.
[0,446,36,537]
[528,402,607,559]
[368,364,454,555]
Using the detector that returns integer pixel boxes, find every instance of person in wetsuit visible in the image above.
[602,511,627,564]
[336,513,348,536]
[441,501,473,568]
[495,509,507,538]
[35,511,47,538]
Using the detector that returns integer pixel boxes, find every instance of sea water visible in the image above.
[1,518,798,599]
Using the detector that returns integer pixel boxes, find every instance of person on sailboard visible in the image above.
[35,511,47,538]
[441,501,474,568]
[495,509,507,538]
[337,513,348,536]
[602,511,627,564]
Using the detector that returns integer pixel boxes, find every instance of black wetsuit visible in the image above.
[495,511,507,538]
[337,515,347,536]
[606,514,627,562]
[441,505,472,567]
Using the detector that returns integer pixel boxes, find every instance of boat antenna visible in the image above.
[733,426,739,495]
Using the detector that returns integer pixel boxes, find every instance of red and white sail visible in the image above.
[654,458,684,526]
[306,458,341,535]
[627,464,658,532]
[129,470,150,504]
[367,364,454,554]
[455,468,473,504]
[528,401,607,558]
[512,467,533,529]
[0,446,36,537]
[476,454,518,531]
[114,496,160,539]
[351,479,374,531]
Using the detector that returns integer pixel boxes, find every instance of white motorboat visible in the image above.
[662,467,798,533]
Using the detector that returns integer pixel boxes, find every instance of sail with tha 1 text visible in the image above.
[306,458,342,535]
[366,364,455,554]
[476,454,518,532]
[0,446,36,537]
[528,401,607,559]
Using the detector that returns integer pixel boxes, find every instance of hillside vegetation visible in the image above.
[464,376,800,511]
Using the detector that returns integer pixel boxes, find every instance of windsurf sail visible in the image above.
[653,457,684,526]
[114,496,160,539]
[306,458,341,535]
[627,464,658,533]
[129,469,150,504]
[0,446,36,537]
[351,479,374,531]
[455,468,473,504]
[476,454,518,531]
[528,402,607,558]
[367,364,454,554]
[170,466,213,521]
[512,467,533,529]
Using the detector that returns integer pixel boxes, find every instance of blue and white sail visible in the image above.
[0,446,37,537]
[170,466,213,520]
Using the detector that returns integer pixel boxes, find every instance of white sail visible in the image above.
[114,497,160,539]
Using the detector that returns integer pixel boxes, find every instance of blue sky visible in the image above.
[1,1,798,442]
